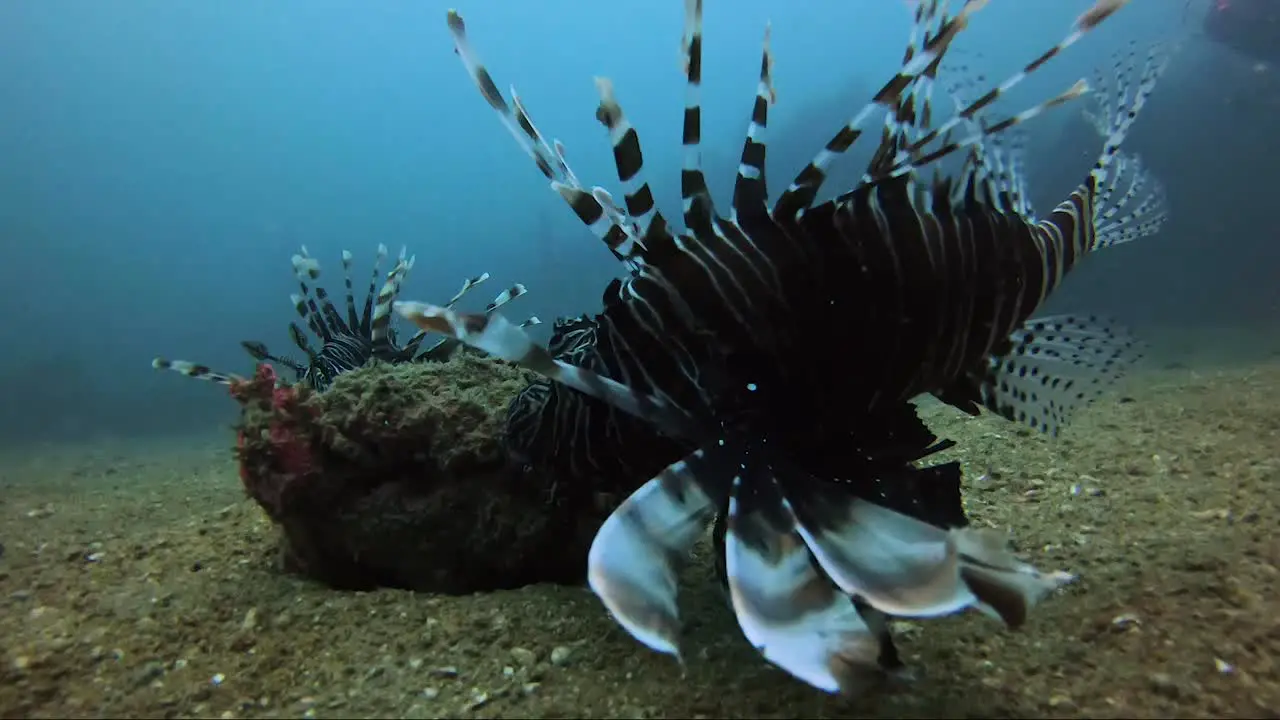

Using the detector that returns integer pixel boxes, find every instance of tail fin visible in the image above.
[1081,42,1172,249]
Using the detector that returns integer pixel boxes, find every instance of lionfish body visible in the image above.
[400,0,1169,694]
[153,243,539,390]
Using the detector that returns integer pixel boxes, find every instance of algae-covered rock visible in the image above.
[231,355,611,594]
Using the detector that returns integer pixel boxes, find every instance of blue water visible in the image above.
[0,0,1273,446]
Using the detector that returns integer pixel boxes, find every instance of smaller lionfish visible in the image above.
[397,0,1169,695]
[153,243,540,390]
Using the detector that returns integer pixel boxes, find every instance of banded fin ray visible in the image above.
[446,10,648,271]
[340,249,361,331]
[240,340,306,376]
[360,243,390,335]
[150,358,243,386]
[772,0,988,221]
[370,246,414,347]
[395,301,701,438]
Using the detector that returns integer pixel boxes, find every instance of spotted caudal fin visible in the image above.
[150,358,244,385]
[1081,42,1171,249]
[973,314,1143,436]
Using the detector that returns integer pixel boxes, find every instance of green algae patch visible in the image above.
[231,355,607,594]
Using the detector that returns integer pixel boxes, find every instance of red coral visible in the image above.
[228,363,318,516]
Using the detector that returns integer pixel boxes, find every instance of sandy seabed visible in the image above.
[0,361,1276,719]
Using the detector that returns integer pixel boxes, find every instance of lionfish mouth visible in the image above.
[398,0,1168,696]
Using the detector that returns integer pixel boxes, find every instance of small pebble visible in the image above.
[1148,672,1180,698]
[549,646,573,667]
[509,647,537,667]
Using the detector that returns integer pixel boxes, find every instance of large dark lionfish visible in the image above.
[152,243,540,389]
[399,0,1169,693]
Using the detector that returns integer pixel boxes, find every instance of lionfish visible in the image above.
[398,0,1170,694]
[153,243,540,390]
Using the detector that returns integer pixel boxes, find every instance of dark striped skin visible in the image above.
[407,0,1169,694]
[505,313,689,484]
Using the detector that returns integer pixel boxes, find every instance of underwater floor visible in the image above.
[0,359,1277,719]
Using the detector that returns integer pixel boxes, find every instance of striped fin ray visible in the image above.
[729,20,777,220]
[239,340,306,378]
[868,1,1136,188]
[899,0,1130,163]
[369,246,414,347]
[150,358,244,386]
[484,283,527,313]
[340,249,361,331]
[289,249,335,342]
[678,0,717,232]
[360,243,389,335]
[937,53,1037,216]
[405,280,539,362]
[292,246,358,338]
[864,0,956,179]
[446,11,646,270]
[402,272,489,356]
[501,313,692,482]
[299,247,356,337]
[594,76,672,254]
[394,301,701,439]
[447,273,490,307]
[772,0,987,221]
[288,322,322,371]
